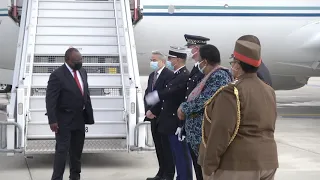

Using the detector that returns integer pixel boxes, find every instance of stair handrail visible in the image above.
[22,0,39,151]
[8,0,31,119]
[7,0,32,152]
[123,0,145,122]
[113,0,129,148]
[119,0,135,149]
[123,0,147,149]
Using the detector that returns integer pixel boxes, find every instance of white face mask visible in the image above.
[186,48,197,61]
[230,66,239,79]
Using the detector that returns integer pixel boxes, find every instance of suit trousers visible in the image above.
[188,143,203,180]
[203,169,277,180]
[151,120,175,178]
[51,112,86,180]
[168,135,193,180]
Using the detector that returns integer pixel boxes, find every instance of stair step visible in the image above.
[38,9,122,19]
[29,87,127,96]
[33,55,122,63]
[35,35,125,46]
[30,96,127,109]
[25,74,130,87]
[38,1,120,10]
[34,44,127,55]
[25,139,127,154]
[37,17,122,27]
[37,27,124,36]
[29,109,124,124]
[38,0,117,2]
[27,122,127,139]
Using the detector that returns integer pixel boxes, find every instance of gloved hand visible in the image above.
[175,127,185,141]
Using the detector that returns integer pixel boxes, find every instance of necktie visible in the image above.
[152,72,158,91]
[73,70,83,96]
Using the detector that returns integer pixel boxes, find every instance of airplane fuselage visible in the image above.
[134,0,320,90]
[0,5,19,86]
[1,0,320,91]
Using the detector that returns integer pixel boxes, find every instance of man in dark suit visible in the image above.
[145,46,193,180]
[46,48,95,180]
[257,61,272,86]
[144,51,175,180]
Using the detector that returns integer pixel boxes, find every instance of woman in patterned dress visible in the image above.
[177,44,233,176]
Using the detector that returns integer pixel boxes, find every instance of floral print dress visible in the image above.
[180,68,232,156]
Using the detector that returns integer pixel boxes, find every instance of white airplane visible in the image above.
[2,0,320,91]
[0,0,19,93]
[133,0,320,90]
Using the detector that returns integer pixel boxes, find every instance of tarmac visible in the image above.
[0,77,320,180]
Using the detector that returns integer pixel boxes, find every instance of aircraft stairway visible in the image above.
[1,0,151,155]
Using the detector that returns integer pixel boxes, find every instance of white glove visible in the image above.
[175,127,185,141]
[145,91,160,106]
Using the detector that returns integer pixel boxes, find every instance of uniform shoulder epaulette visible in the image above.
[204,85,227,108]
[204,80,236,108]
[202,79,241,148]
[231,79,239,85]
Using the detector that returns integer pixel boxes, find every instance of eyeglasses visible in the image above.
[229,60,239,66]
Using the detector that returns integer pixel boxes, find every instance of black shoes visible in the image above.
[146,175,162,180]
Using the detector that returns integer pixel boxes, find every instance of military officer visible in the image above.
[184,34,210,101]
[178,34,210,180]
[235,35,273,86]
[198,37,279,180]
[145,46,193,180]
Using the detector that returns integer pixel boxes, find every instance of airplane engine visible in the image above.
[271,75,309,90]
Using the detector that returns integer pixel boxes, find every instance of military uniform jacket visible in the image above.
[198,73,279,176]
[185,65,204,100]
[156,66,190,135]
[180,65,205,129]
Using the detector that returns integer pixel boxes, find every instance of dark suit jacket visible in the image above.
[45,64,95,128]
[144,67,174,121]
[156,66,190,135]
[257,61,272,87]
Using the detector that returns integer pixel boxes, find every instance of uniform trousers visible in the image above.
[158,132,176,179]
[203,169,277,180]
[168,135,193,180]
[188,143,203,180]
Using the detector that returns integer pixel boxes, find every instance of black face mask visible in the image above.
[72,61,82,70]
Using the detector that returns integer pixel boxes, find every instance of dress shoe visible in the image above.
[146,175,162,180]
